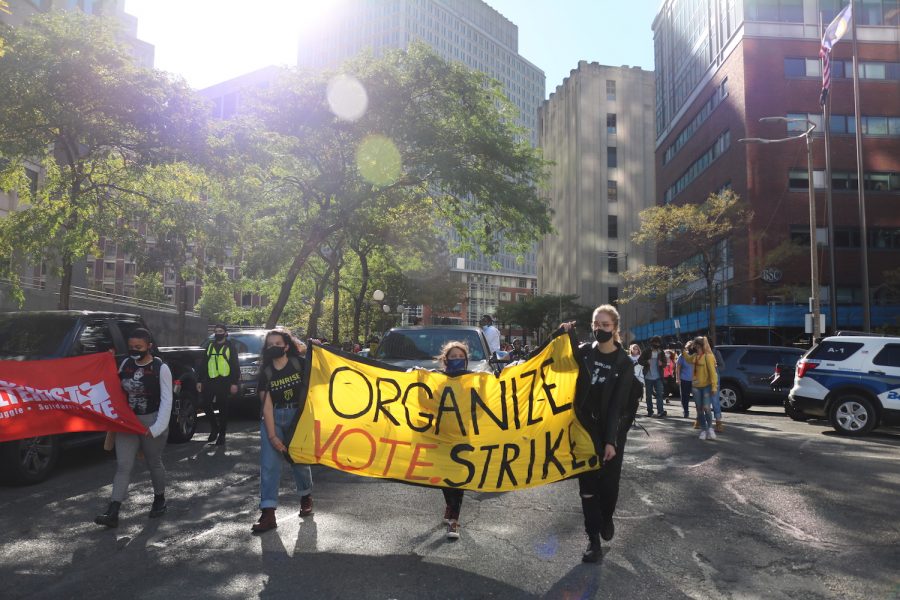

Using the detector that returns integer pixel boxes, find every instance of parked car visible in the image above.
[372,326,507,373]
[203,329,267,406]
[715,345,806,412]
[0,311,205,484]
[787,335,900,436]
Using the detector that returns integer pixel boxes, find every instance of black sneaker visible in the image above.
[149,494,167,518]
[582,535,602,563]
[600,515,615,541]
[659,411,668,417]
[646,411,654,418]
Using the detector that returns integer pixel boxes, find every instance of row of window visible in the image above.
[746,0,900,26]
[787,113,900,136]
[663,79,729,165]
[789,226,900,249]
[785,58,900,82]
[664,130,732,203]
[788,170,900,192]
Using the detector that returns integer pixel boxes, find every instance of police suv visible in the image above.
[788,334,900,436]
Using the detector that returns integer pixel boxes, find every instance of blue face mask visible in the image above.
[446,358,467,373]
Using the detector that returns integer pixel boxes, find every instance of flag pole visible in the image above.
[820,11,838,335]
[850,0,871,331]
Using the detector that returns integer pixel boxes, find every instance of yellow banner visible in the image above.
[288,333,600,491]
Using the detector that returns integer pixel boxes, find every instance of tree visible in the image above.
[0,2,10,58]
[0,11,208,308]
[194,268,237,323]
[134,271,168,304]
[496,294,587,343]
[621,189,753,343]
[225,44,551,328]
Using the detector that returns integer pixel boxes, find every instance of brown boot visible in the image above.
[715,419,724,433]
[251,508,277,534]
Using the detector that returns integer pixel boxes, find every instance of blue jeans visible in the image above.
[694,386,714,430]
[260,407,313,509]
[645,378,665,414]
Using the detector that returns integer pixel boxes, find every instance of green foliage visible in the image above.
[0,10,209,306]
[220,44,551,327]
[133,271,168,304]
[194,268,237,322]
[623,189,753,340]
[496,294,587,341]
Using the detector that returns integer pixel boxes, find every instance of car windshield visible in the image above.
[0,313,76,359]
[223,333,265,355]
[375,329,486,361]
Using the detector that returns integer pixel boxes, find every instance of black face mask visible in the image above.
[594,329,613,344]
[264,345,286,361]
[214,333,226,341]
[651,343,660,349]
[130,349,149,361]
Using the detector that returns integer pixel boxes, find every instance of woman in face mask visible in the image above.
[435,340,470,540]
[250,328,314,534]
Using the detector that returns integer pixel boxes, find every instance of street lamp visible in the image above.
[740,117,821,344]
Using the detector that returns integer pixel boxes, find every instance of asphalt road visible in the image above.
[1,403,899,600]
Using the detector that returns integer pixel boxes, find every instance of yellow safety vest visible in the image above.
[207,343,231,378]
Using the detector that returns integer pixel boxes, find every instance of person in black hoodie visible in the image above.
[561,303,635,563]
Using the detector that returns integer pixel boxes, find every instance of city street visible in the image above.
[1,404,898,600]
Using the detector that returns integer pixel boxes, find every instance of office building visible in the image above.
[641,0,900,344]
[537,62,657,339]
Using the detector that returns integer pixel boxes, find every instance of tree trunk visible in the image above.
[58,253,73,310]
[351,250,370,346]
[307,267,331,339]
[265,230,329,329]
[176,277,186,346]
[331,255,340,344]
[706,272,717,344]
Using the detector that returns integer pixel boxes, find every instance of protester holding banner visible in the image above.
[252,328,313,534]
[94,328,172,528]
[435,340,473,540]
[563,304,635,563]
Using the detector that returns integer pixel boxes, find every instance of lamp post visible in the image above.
[740,117,821,344]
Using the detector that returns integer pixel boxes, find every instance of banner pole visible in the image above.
[850,0,871,331]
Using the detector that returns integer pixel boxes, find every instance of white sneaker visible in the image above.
[707,428,717,440]
[699,430,708,440]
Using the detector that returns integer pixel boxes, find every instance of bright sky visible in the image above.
[124,0,659,96]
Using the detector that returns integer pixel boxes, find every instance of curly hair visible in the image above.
[435,340,469,369]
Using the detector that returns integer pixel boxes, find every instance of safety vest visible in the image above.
[207,343,231,378]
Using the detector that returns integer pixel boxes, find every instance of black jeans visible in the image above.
[202,380,232,436]
[442,488,464,520]
[577,422,630,537]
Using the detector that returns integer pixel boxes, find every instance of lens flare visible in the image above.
[326,74,368,121]
[356,135,402,187]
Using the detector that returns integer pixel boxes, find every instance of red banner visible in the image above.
[0,353,147,442]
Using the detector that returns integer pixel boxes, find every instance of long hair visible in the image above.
[692,335,712,355]
[261,327,301,372]
[593,304,622,344]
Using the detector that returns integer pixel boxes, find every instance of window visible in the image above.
[608,180,618,202]
[608,216,618,239]
[606,80,616,101]
[807,341,864,361]
[608,252,619,273]
[664,131,731,203]
[784,58,805,77]
[607,113,617,135]
[739,349,781,366]
[24,168,38,199]
[858,0,900,26]
[78,320,114,354]
[607,147,617,169]
[608,287,619,305]
[746,0,804,22]
[872,344,900,367]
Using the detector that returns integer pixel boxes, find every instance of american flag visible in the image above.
[820,3,853,106]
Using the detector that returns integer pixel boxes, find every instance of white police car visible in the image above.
[788,335,900,436]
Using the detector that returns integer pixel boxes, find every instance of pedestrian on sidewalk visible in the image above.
[251,328,314,534]
[563,304,636,563]
[94,328,171,528]
[198,323,240,445]
[675,341,694,418]
[689,336,719,441]
[638,336,668,417]
[435,340,473,540]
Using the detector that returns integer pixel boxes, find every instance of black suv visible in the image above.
[716,345,805,412]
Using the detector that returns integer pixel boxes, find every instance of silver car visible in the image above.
[372,326,497,373]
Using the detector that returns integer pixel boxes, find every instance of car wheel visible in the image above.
[168,390,198,443]
[0,436,60,484]
[718,384,745,412]
[829,394,877,436]
[784,399,810,422]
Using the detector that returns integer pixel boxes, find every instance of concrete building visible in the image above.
[297,0,545,330]
[641,0,900,345]
[537,62,657,339]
